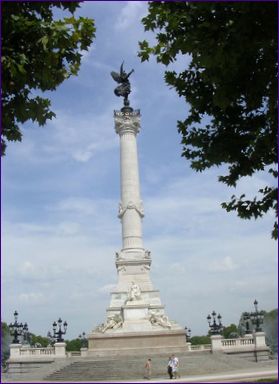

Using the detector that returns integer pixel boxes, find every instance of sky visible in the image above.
[2,1,277,340]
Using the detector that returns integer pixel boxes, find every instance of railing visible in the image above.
[221,338,254,349]
[20,347,55,356]
[190,344,211,351]
[67,351,81,357]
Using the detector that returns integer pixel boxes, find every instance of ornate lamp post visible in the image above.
[51,318,68,342]
[79,332,88,348]
[242,300,265,334]
[8,311,27,344]
[47,331,56,346]
[250,300,265,332]
[22,322,30,344]
[184,326,191,342]
[207,311,224,335]
[242,311,252,334]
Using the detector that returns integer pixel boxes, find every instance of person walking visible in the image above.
[171,354,180,379]
[167,356,173,379]
[144,358,152,380]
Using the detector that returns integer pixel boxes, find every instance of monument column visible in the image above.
[115,110,144,251]
[88,63,186,355]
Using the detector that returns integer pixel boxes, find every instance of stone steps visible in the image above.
[44,352,271,382]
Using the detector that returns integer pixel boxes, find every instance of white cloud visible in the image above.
[43,109,118,162]
[98,284,117,294]
[19,292,45,304]
[53,197,97,216]
[170,262,185,274]
[115,2,146,30]
[80,44,95,64]
[21,261,36,275]
[208,256,237,272]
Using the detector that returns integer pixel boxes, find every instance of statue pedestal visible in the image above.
[87,329,187,357]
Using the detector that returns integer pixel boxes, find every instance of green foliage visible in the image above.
[190,335,210,345]
[222,323,239,339]
[30,334,50,347]
[263,308,278,354]
[2,1,96,155]
[1,322,9,336]
[1,322,11,366]
[265,308,278,320]
[139,2,278,239]
[66,338,82,351]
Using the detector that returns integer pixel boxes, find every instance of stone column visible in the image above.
[114,110,144,252]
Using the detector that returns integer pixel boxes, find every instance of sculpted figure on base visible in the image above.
[126,281,142,302]
[95,314,123,333]
[111,62,134,108]
[149,312,172,329]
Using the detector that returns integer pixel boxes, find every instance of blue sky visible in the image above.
[2,1,277,340]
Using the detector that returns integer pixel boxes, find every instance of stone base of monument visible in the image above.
[87,329,187,357]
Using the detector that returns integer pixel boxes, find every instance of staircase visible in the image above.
[44,351,272,382]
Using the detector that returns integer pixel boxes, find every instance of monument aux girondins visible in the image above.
[87,63,186,355]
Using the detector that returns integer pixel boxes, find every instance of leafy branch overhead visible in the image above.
[138,2,278,239]
[2,1,96,155]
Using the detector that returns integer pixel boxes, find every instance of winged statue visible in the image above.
[111,62,134,107]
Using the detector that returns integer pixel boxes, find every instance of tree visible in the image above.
[1,322,11,367]
[263,309,278,354]
[138,2,278,239]
[2,1,95,155]
[65,338,82,351]
[190,335,210,345]
[222,323,239,339]
[29,334,50,347]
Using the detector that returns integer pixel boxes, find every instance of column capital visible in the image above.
[114,109,141,136]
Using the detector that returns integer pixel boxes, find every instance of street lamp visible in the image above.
[207,311,224,335]
[79,332,88,348]
[51,318,68,342]
[184,326,191,342]
[22,322,30,344]
[250,300,265,332]
[8,311,28,344]
[242,311,252,334]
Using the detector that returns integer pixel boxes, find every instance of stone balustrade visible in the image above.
[9,333,268,363]
[189,344,211,351]
[221,338,254,348]
[20,347,55,356]
[9,342,66,361]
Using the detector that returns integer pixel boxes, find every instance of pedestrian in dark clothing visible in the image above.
[167,356,173,379]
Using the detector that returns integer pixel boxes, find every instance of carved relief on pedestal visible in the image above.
[118,201,144,218]
[94,313,123,333]
[149,311,172,329]
[125,281,142,303]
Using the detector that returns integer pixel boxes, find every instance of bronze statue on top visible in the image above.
[111,62,134,111]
